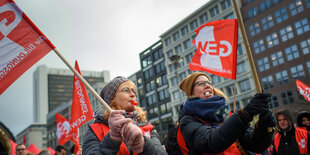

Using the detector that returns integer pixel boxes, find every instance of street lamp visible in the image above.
[169,54,182,123]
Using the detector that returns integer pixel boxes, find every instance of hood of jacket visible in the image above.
[275,109,294,132]
[297,111,310,127]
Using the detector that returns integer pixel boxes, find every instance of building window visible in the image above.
[199,12,208,24]
[261,15,274,30]
[260,0,271,11]
[225,84,234,97]
[147,94,157,106]
[270,51,284,66]
[249,22,261,36]
[262,75,274,90]
[294,18,310,35]
[285,44,299,61]
[248,6,258,19]
[210,5,220,17]
[190,19,198,30]
[239,79,251,92]
[275,70,289,85]
[281,91,294,105]
[145,80,155,92]
[169,64,175,72]
[237,44,244,56]
[171,76,178,86]
[224,13,235,19]
[290,64,305,79]
[237,61,247,74]
[153,48,163,61]
[307,61,310,74]
[173,31,180,41]
[165,37,171,46]
[183,39,192,49]
[300,38,310,55]
[266,32,279,48]
[257,57,270,72]
[155,61,165,74]
[159,88,170,101]
[167,50,173,59]
[289,0,304,16]
[210,74,221,84]
[221,0,232,10]
[179,72,186,81]
[175,45,182,54]
[186,53,193,64]
[274,7,288,23]
[144,68,153,80]
[270,95,279,109]
[181,26,189,36]
[280,25,294,42]
[173,91,180,101]
[273,0,282,4]
[142,56,152,68]
[253,39,265,54]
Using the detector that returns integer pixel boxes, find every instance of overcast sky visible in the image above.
[0,0,208,136]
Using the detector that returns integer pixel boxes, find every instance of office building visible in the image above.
[241,0,310,116]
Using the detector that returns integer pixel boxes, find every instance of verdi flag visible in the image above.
[0,0,55,95]
[70,60,93,130]
[189,19,238,79]
[56,113,79,145]
[296,80,310,101]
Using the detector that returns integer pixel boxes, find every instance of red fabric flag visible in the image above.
[296,80,310,101]
[70,61,93,130]
[0,0,55,95]
[74,143,81,155]
[10,139,16,155]
[189,19,238,79]
[56,113,80,145]
[27,144,41,154]
[46,147,55,155]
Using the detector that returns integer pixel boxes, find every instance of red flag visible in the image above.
[0,0,55,94]
[10,139,16,155]
[46,147,55,155]
[70,61,93,130]
[296,80,310,101]
[27,144,41,154]
[74,143,81,155]
[56,113,79,145]
[189,19,238,79]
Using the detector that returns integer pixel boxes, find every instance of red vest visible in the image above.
[90,123,153,155]
[176,120,241,155]
[274,127,308,154]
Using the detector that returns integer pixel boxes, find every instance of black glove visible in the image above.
[244,93,271,118]
[257,110,276,128]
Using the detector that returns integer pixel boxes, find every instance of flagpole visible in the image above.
[53,48,113,112]
[233,80,237,113]
[232,0,262,93]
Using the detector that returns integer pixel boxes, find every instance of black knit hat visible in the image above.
[100,76,128,105]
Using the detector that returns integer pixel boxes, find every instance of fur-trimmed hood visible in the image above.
[297,111,310,127]
[275,109,294,132]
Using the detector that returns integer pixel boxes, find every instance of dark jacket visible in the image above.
[272,109,310,155]
[82,115,167,155]
[179,105,273,155]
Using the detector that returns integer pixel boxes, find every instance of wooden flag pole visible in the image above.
[232,0,262,93]
[53,48,112,112]
[233,80,237,113]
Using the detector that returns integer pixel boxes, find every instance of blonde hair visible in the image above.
[213,86,228,101]
[103,80,147,122]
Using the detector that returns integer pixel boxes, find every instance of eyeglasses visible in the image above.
[119,87,137,95]
[194,81,213,87]
[16,148,26,151]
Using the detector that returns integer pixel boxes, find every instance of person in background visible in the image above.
[177,72,276,154]
[55,145,67,155]
[272,109,310,154]
[16,144,27,155]
[82,76,167,154]
[0,128,11,155]
[297,111,310,132]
